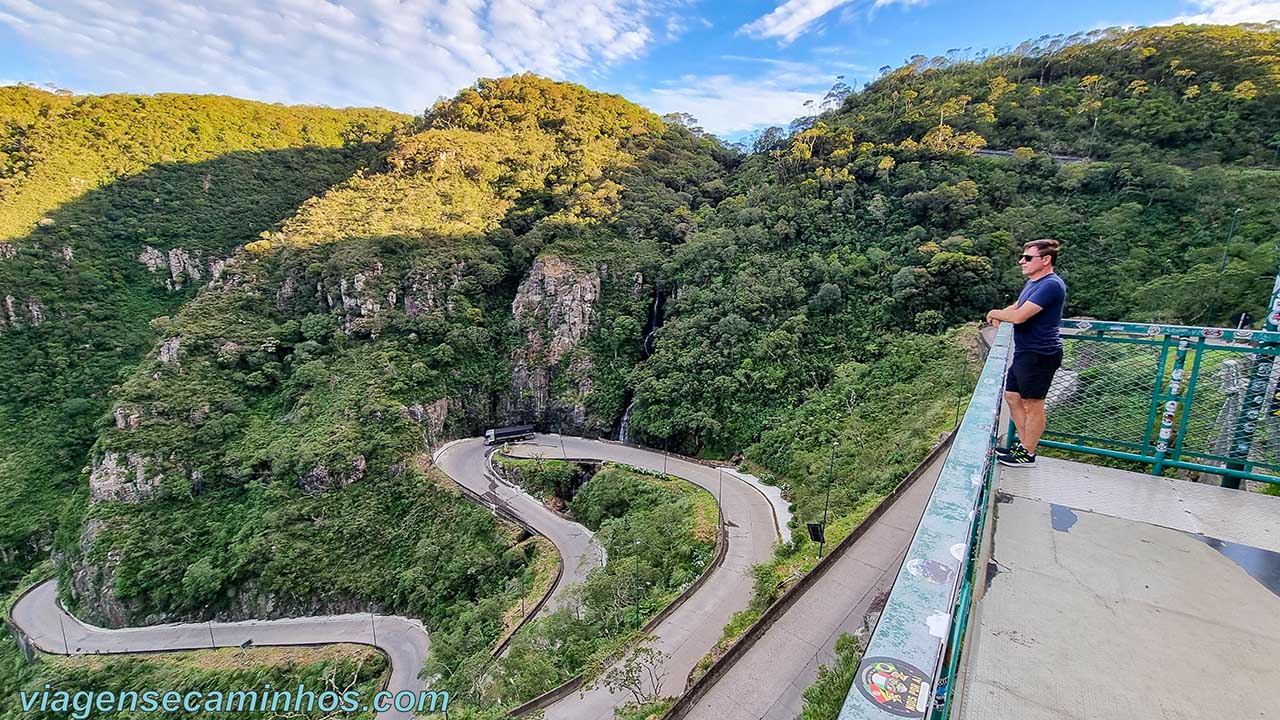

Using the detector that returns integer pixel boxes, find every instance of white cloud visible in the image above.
[0,0,686,112]
[1163,0,1280,24]
[739,0,926,43]
[740,0,853,43]
[637,64,833,135]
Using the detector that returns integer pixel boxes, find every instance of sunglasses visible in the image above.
[1018,254,1043,263]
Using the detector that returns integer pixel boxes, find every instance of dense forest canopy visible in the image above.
[827,23,1280,165]
[0,89,407,589]
[1,21,1278,717]
[0,87,405,240]
[630,23,1280,458]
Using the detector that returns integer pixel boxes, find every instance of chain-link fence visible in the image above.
[1037,320,1280,487]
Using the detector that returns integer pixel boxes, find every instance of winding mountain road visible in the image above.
[11,430,945,720]
[674,442,947,720]
[10,435,788,719]
[11,579,430,720]
[433,437,606,614]
[499,435,788,720]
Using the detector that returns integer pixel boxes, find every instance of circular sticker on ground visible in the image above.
[855,656,931,717]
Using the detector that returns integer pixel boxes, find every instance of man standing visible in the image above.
[985,239,1067,467]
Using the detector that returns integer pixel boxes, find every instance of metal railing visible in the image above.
[837,323,1011,720]
[838,317,1280,720]
[1032,319,1280,488]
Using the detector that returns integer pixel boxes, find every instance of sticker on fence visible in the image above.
[905,558,952,584]
[855,657,931,717]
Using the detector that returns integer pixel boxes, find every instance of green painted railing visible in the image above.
[838,323,1012,720]
[839,317,1280,720]
[1024,319,1280,488]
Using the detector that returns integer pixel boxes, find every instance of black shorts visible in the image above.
[1006,350,1062,400]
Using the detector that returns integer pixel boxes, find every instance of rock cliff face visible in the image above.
[299,455,367,494]
[401,398,450,444]
[508,256,603,430]
[87,451,164,503]
[273,259,466,336]
[137,245,226,290]
[1,294,46,330]
[67,518,130,626]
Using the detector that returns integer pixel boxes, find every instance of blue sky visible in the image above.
[1,0,1276,139]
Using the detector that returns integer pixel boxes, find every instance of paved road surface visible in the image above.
[11,580,430,720]
[11,434,786,720]
[678,447,945,719]
[433,437,605,613]
[499,435,785,720]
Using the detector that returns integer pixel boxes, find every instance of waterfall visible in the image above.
[641,291,665,359]
[621,289,663,443]
[619,400,636,444]
[643,293,660,356]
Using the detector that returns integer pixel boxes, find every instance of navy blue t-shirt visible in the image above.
[1014,272,1067,353]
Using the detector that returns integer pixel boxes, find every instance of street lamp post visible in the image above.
[57,610,70,655]
[1218,208,1245,273]
[819,440,837,559]
[1213,208,1245,321]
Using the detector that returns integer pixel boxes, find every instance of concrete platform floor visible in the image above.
[958,458,1280,720]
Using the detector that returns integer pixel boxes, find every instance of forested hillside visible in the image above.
[837,24,1279,165]
[0,88,406,591]
[0,88,402,241]
[1,21,1277,719]
[45,80,732,706]
[629,24,1280,497]
[0,88,410,711]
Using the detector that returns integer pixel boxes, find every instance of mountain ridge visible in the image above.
[2,22,1279,717]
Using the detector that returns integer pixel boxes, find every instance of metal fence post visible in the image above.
[1224,270,1280,487]
[1224,352,1272,488]
[1152,337,1190,476]
[1141,335,1174,462]
[1170,337,1205,466]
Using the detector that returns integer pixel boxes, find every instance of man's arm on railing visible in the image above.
[984,302,1017,327]
[987,301,1042,326]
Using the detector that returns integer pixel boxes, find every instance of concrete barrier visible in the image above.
[661,431,956,719]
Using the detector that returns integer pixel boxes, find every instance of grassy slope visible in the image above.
[0,88,407,595]
[470,463,717,709]
[1,644,387,720]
